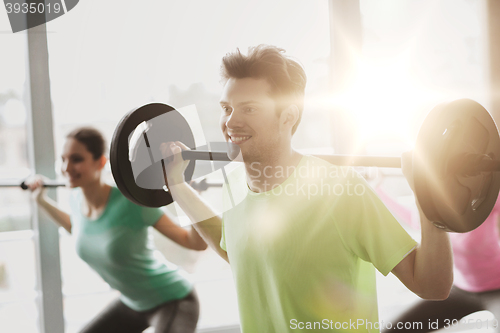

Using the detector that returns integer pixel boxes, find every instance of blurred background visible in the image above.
[0,0,498,332]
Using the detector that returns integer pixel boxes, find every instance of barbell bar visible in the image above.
[176,152,500,174]
[110,98,500,233]
[0,180,66,189]
[186,152,402,167]
[5,152,488,191]
[0,179,218,192]
[181,151,402,167]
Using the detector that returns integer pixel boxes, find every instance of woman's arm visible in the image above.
[26,176,72,233]
[37,195,72,233]
[153,214,208,251]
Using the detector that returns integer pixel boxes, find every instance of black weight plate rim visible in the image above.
[414,99,500,232]
[110,103,196,207]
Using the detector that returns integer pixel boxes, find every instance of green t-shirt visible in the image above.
[221,156,417,332]
[70,186,192,311]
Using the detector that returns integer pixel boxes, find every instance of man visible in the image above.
[164,45,453,332]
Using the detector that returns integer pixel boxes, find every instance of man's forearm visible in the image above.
[169,182,228,260]
[413,214,453,299]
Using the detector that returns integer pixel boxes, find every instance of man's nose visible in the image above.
[226,110,243,129]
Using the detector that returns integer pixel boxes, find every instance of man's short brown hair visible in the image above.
[220,45,307,134]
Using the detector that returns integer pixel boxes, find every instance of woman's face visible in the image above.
[61,138,103,188]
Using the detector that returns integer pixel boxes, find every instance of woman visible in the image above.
[27,127,207,333]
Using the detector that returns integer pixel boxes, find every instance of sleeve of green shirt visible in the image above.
[333,172,417,276]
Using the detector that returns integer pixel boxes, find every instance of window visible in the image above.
[0,13,40,333]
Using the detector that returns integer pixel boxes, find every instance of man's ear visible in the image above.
[280,104,299,133]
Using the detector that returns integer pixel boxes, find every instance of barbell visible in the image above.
[3,99,497,233]
[108,98,500,233]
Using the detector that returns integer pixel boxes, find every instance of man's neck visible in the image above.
[244,148,303,193]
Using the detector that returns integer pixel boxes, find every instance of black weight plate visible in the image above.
[414,99,500,232]
[110,103,196,207]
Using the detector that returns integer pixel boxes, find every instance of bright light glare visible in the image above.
[331,56,433,146]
